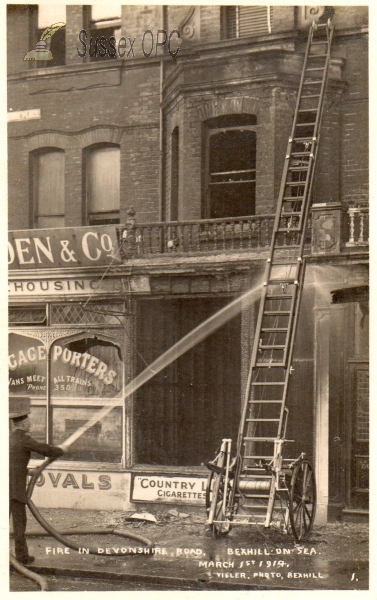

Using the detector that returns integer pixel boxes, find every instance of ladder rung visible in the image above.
[246,418,280,422]
[261,327,288,332]
[239,473,272,479]
[243,437,278,441]
[277,227,301,232]
[283,196,304,200]
[290,152,311,156]
[296,122,316,127]
[251,382,285,386]
[244,456,274,460]
[279,211,302,217]
[303,80,322,85]
[249,400,283,404]
[274,245,300,250]
[240,498,270,502]
[306,67,325,72]
[255,363,286,368]
[301,94,320,99]
[243,456,272,460]
[264,310,291,315]
[259,345,286,350]
[285,181,307,186]
[311,41,329,45]
[266,294,293,299]
[266,281,297,286]
[293,136,316,141]
[298,108,318,113]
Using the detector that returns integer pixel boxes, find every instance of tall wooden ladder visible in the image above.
[233,19,335,526]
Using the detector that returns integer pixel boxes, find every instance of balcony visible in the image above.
[117,204,368,261]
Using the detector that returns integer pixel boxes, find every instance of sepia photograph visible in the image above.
[7,2,370,593]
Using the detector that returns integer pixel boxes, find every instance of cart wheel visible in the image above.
[288,459,316,541]
[206,470,231,538]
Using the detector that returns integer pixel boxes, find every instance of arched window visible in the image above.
[203,114,257,219]
[32,148,65,228]
[85,144,120,225]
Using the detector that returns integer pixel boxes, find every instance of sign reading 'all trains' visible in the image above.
[8,225,119,270]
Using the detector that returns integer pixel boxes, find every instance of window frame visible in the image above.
[203,118,257,219]
[83,143,121,226]
[221,5,273,40]
[31,147,65,230]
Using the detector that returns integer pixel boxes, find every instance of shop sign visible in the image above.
[9,333,122,397]
[32,471,112,491]
[132,475,207,505]
[8,225,119,270]
[8,277,123,296]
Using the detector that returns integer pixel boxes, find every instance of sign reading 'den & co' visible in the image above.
[8,225,119,270]
[132,475,207,505]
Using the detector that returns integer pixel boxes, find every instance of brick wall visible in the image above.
[7,6,369,231]
[339,35,369,205]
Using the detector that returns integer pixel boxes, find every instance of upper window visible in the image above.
[222,6,273,39]
[85,145,120,225]
[32,149,65,229]
[36,5,66,66]
[87,5,122,60]
[204,115,257,219]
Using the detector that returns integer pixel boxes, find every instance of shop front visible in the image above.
[8,224,215,511]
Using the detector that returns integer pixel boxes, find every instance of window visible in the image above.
[204,115,257,219]
[32,149,65,229]
[85,145,120,225]
[9,306,47,326]
[37,5,66,66]
[171,127,179,221]
[87,5,122,60]
[222,6,273,39]
[8,332,124,464]
[50,336,123,463]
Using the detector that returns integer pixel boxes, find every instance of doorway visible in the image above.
[135,297,242,466]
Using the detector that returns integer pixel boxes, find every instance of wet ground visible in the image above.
[9,506,369,591]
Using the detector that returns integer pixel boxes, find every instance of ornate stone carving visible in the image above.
[179,7,199,41]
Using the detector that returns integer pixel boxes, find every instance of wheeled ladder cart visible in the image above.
[206,19,334,542]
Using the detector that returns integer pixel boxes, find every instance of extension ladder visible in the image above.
[206,19,334,541]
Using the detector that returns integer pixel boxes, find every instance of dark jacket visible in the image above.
[9,429,64,503]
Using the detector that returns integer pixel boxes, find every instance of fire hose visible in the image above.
[10,455,155,591]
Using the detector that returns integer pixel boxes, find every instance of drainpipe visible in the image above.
[159,5,166,222]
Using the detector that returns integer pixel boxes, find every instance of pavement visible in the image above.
[9,505,369,591]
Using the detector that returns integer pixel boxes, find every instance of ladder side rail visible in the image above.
[233,20,334,498]
[310,23,335,142]
[274,23,335,435]
[293,24,334,256]
[270,22,316,235]
[275,261,307,437]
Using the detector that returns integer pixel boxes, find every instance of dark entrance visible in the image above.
[135,297,241,466]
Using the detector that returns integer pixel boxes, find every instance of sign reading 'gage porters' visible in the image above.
[8,225,119,270]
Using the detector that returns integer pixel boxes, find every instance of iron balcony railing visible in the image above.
[117,205,368,259]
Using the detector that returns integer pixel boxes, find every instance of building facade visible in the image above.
[8,5,368,522]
